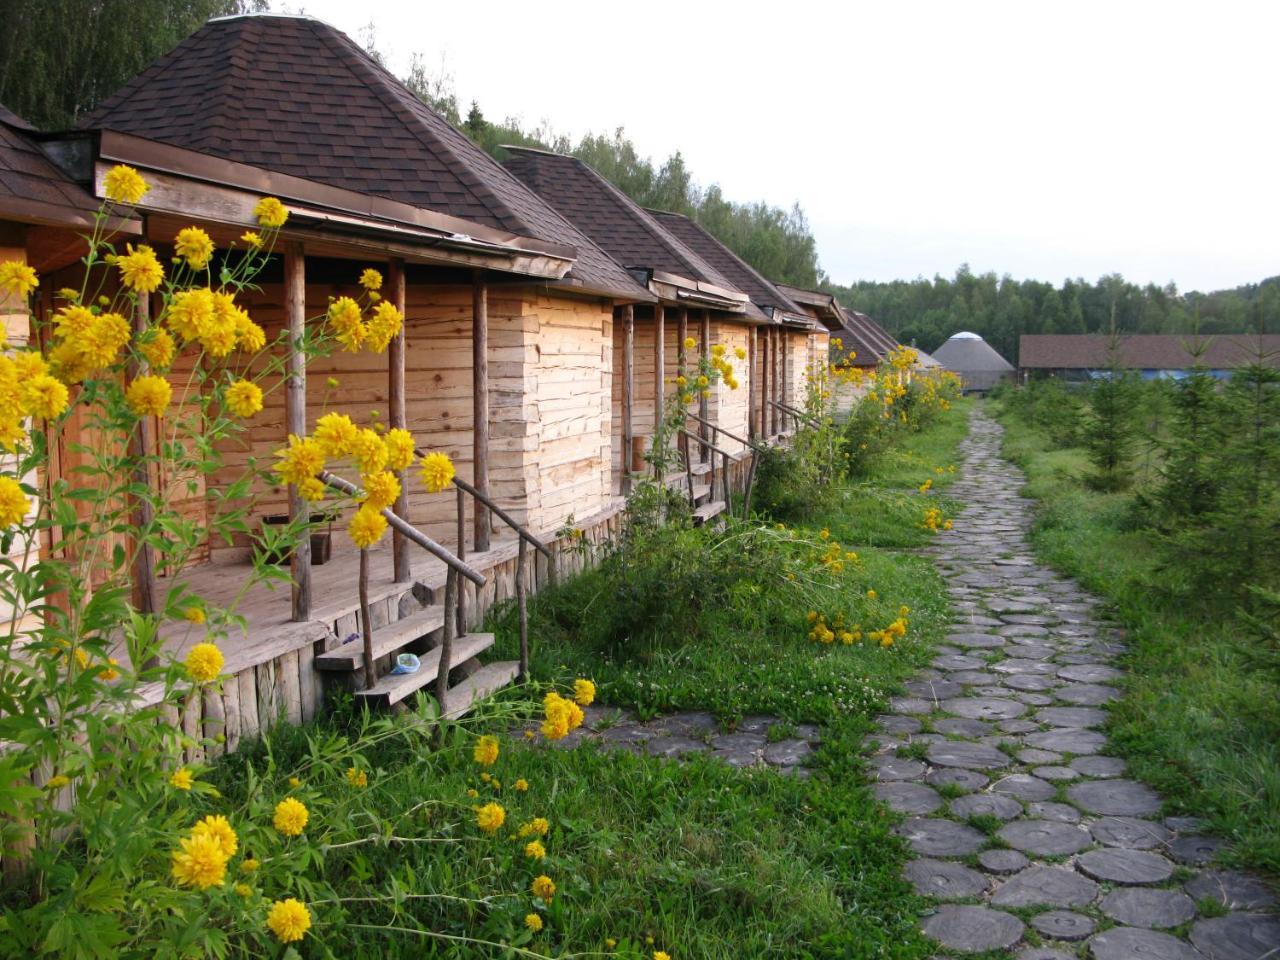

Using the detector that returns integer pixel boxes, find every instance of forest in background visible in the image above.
[0,1,1272,363]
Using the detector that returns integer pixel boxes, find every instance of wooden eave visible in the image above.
[80,130,577,277]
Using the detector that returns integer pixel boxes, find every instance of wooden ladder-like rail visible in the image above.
[683,411,770,518]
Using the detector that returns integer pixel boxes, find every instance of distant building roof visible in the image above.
[80,14,647,300]
[502,146,755,315]
[934,333,1014,392]
[1020,334,1280,370]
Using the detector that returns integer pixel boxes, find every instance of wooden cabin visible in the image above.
[502,148,762,504]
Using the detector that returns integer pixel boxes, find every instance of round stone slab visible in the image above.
[1036,706,1107,728]
[941,697,1028,721]
[1003,673,1061,692]
[1068,779,1163,817]
[875,781,943,815]
[903,858,990,899]
[1076,848,1174,885]
[979,848,1029,874]
[998,819,1092,856]
[1015,949,1075,960]
[1055,682,1120,705]
[991,774,1057,801]
[1057,663,1122,683]
[877,714,922,735]
[872,756,928,781]
[1034,765,1079,781]
[1030,910,1095,942]
[1071,754,1126,777]
[1090,816,1171,850]
[1190,914,1280,960]
[1184,870,1277,911]
[1025,729,1108,754]
[926,768,989,792]
[1028,801,1082,823]
[934,653,987,671]
[990,865,1099,908]
[1100,887,1197,929]
[1089,926,1207,960]
[1170,835,1225,866]
[950,792,1023,821]
[895,817,987,857]
[947,633,1007,649]
[905,678,964,700]
[921,905,1025,954]
[935,717,993,737]
[928,740,1013,770]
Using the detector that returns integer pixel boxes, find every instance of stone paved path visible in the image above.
[872,409,1280,959]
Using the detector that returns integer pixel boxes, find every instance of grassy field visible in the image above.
[205,407,973,958]
[996,399,1280,877]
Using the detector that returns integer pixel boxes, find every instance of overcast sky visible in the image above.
[284,0,1276,293]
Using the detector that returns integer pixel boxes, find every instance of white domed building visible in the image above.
[932,332,1015,394]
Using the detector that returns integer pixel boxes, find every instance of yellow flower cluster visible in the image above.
[918,478,932,493]
[0,349,69,450]
[419,450,455,493]
[541,689,586,740]
[345,765,369,788]
[170,815,238,890]
[116,244,165,293]
[473,734,500,766]
[0,477,26,529]
[174,227,215,271]
[125,374,172,417]
[273,796,309,836]
[868,616,909,648]
[475,801,506,834]
[806,610,861,645]
[184,642,224,683]
[224,378,264,418]
[47,305,130,384]
[573,678,596,706]
[0,260,38,298]
[266,898,311,943]
[104,164,149,205]
[165,287,266,359]
[921,506,952,533]
[325,272,403,354]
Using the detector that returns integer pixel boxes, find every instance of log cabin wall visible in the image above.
[709,319,752,455]
[785,329,811,412]
[609,309,683,486]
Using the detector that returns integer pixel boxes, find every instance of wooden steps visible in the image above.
[443,661,521,719]
[315,606,445,671]
[693,500,726,525]
[354,632,495,708]
[689,483,711,504]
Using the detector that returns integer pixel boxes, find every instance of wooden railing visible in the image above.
[320,470,486,715]
[413,448,552,681]
[683,411,768,517]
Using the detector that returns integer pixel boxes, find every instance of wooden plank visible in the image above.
[620,305,633,495]
[237,668,259,742]
[677,307,688,377]
[256,658,278,732]
[280,648,303,725]
[128,289,158,615]
[182,689,203,765]
[202,687,226,759]
[699,310,711,461]
[284,243,311,620]
[388,257,411,581]
[472,273,490,551]
[748,325,758,439]
[297,640,317,722]
[653,304,664,435]
[222,678,242,754]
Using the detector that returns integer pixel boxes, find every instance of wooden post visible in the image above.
[472,271,490,553]
[436,568,458,719]
[128,289,158,615]
[748,325,758,440]
[771,328,781,436]
[284,243,311,621]
[517,537,529,681]
[359,549,374,690]
[388,259,410,582]
[677,307,688,378]
[653,303,665,443]
[620,305,634,496]
[456,485,467,634]
[699,310,711,462]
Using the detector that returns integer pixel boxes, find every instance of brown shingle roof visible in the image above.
[1019,334,1280,370]
[501,147,750,304]
[646,209,806,319]
[80,15,646,300]
[0,104,134,231]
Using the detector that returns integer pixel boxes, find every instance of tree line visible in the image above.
[827,267,1280,365]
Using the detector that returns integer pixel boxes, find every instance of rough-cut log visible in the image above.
[621,305,634,495]
[472,272,490,552]
[388,258,410,582]
[699,310,711,461]
[128,288,157,615]
[284,242,311,620]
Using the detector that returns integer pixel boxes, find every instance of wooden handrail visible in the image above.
[319,471,487,587]
[683,410,768,453]
[676,428,734,462]
[766,398,819,427]
[414,448,552,559]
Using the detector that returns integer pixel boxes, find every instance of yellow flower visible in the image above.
[174,227,215,270]
[514,778,529,792]
[273,434,326,486]
[103,164,149,204]
[183,606,206,624]
[139,328,175,370]
[351,427,388,474]
[466,788,479,798]
[234,882,253,897]
[240,858,260,873]
[711,343,726,357]
[523,730,536,740]
[383,428,415,472]
[525,913,543,932]
[125,374,172,417]
[475,801,505,834]
[273,797,309,836]
[473,734,500,766]
[520,817,550,838]
[573,678,595,707]
[480,772,491,783]
[867,589,877,600]
[240,231,263,248]
[524,839,546,860]
[345,766,368,788]
[359,268,383,291]
[266,898,311,943]
[313,412,358,458]
[117,244,164,293]
[675,375,687,387]
[734,346,747,360]
[366,301,403,352]
[348,504,388,549]
[171,831,229,889]
[46,774,70,790]
[530,874,556,902]
[419,451,455,493]
[192,814,238,858]
[169,767,194,790]
[299,477,327,503]
[606,938,618,949]
[0,260,38,298]
[696,375,709,388]
[224,379,263,417]
[683,336,696,350]
[655,952,671,960]
[327,296,366,352]
[541,692,584,740]
[185,642,223,683]
[360,470,401,511]
[21,375,68,420]
[254,196,289,229]
[99,657,120,681]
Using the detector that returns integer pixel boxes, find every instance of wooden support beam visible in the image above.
[699,309,711,461]
[653,303,665,425]
[677,307,688,377]
[748,324,758,439]
[284,242,311,621]
[620,305,634,496]
[128,289,157,615]
[472,271,490,552]
[771,328,781,435]
[388,258,410,582]
[758,325,769,437]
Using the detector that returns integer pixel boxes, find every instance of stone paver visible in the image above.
[872,410,1277,959]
